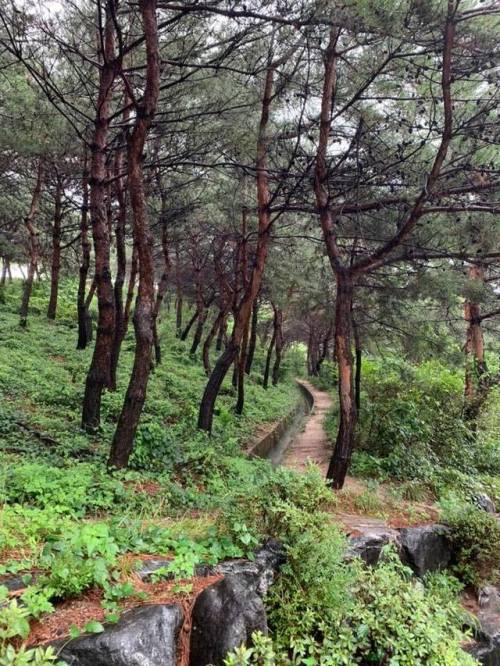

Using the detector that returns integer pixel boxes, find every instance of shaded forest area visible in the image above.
[0,0,499,664]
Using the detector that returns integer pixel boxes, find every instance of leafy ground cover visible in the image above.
[0,282,496,665]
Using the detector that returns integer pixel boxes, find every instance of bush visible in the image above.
[440,497,500,585]
[226,539,476,665]
[0,462,132,517]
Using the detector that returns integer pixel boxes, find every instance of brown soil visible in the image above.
[25,561,223,666]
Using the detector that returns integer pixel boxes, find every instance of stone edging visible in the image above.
[246,380,313,460]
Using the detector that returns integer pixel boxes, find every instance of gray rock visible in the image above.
[474,493,497,514]
[462,587,500,665]
[56,604,183,666]
[347,528,401,566]
[189,574,267,666]
[138,540,285,593]
[399,524,452,576]
[480,587,500,614]
[136,558,174,582]
[0,573,34,592]
[465,640,500,666]
[211,539,285,596]
[189,540,284,666]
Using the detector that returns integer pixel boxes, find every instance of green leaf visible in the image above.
[84,620,105,634]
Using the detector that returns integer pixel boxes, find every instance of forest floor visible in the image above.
[0,282,498,664]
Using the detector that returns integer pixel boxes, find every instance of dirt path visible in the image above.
[280,380,438,534]
[281,380,332,474]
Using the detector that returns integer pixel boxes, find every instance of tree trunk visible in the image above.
[198,341,239,431]
[326,273,356,489]
[216,314,227,351]
[245,299,259,374]
[108,0,159,469]
[110,126,128,389]
[202,309,226,375]
[82,3,117,430]
[190,309,208,355]
[353,317,362,412]
[235,316,250,414]
[198,62,275,432]
[263,328,276,390]
[271,306,283,386]
[124,246,138,332]
[174,245,183,337]
[77,153,92,349]
[181,309,198,341]
[464,264,487,422]
[317,321,333,373]
[153,188,171,364]
[1,258,7,286]
[47,174,63,320]
[20,160,44,327]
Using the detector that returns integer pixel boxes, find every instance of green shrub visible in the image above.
[227,540,477,665]
[0,462,131,516]
[440,497,500,585]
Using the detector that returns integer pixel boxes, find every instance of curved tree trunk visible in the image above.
[326,273,356,489]
[198,63,275,433]
[82,3,117,430]
[108,0,159,469]
[20,160,44,328]
[202,309,226,375]
[47,173,63,320]
[180,309,198,341]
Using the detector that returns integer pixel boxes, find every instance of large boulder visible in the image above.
[189,540,285,666]
[56,604,183,666]
[347,527,401,566]
[399,525,452,576]
[189,573,267,666]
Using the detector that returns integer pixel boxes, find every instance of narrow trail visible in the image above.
[281,380,393,535]
[281,380,332,475]
[278,380,440,535]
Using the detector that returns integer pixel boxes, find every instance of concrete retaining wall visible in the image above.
[247,381,314,460]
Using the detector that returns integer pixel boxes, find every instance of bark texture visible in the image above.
[82,4,117,430]
[108,0,160,469]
